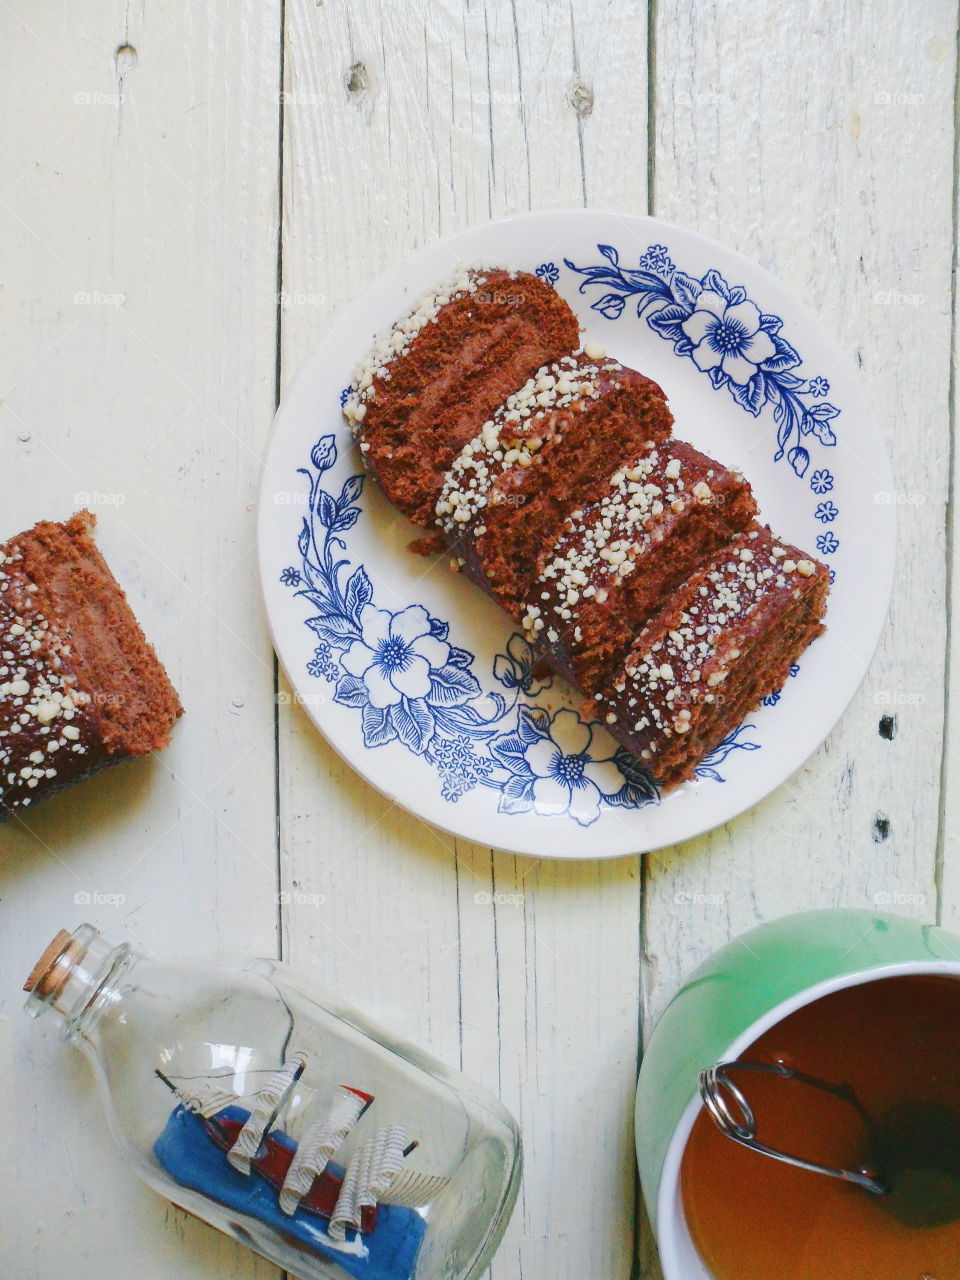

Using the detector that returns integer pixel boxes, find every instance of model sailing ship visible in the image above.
[156,1052,449,1257]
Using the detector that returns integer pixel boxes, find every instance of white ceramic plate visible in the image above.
[258,210,894,858]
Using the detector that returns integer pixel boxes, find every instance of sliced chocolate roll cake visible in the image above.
[523,441,758,695]
[590,524,829,787]
[436,350,674,618]
[0,512,183,816]
[344,264,831,793]
[345,266,580,527]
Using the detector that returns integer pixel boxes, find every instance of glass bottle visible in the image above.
[23,924,520,1280]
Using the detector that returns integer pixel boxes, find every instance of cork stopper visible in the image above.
[23,929,79,1000]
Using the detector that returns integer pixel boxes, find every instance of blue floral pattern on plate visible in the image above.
[281,241,849,823]
[286,436,659,826]
[564,244,841,481]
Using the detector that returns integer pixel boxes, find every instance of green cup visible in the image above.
[635,908,960,1278]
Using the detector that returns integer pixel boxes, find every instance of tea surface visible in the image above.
[681,975,960,1280]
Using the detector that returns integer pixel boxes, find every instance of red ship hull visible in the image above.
[203,1094,377,1234]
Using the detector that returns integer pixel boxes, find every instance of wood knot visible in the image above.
[569,78,594,119]
[878,714,897,740]
[346,61,369,95]
[115,43,138,76]
[872,813,891,843]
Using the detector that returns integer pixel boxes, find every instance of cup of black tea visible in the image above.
[636,909,960,1280]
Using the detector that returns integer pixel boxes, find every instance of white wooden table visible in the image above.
[1,3,955,1277]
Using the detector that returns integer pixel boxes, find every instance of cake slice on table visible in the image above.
[524,440,758,695]
[344,266,581,527]
[436,350,674,617]
[591,523,830,788]
[0,511,183,816]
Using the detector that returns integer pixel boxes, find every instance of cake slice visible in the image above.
[592,524,829,788]
[344,266,581,527]
[524,440,758,695]
[0,512,183,815]
[437,350,674,618]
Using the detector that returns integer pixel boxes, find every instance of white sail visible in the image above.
[328,1126,410,1241]
[178,1082,239,1119]
[227,1053,307,1176]
[278,1086,370,1216]
[378,1167,450,1208]
[363,1125,409,1204]
[327,1142,366,1241]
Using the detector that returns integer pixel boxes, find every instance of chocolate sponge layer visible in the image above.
[0,511,183,814]
[351,269,581,527]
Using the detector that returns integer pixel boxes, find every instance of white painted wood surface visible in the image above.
[0,3,956,1279]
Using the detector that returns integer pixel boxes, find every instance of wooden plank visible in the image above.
[0,2,283,1276]
[640,3,958,1273]
[938,28,960,936]
[277,3,649,1277]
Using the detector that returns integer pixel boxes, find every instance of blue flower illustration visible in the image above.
[440,770,472,802]
[493,632,551,697]
[307,644,338,682]
[434,734,495,802]
[339,386,350,406]
[815,501,838,523]
[563,245,837,478]
[761,691,781,708]
[638,244,673,271]
[810,469,834,495]
[808,376,830,397]
[486,707,649,826]
[790,663,800,678]
[681,293,778,387]
[535,262,560,286]
[342,604,449,708]
[513,709,622,826]
[280,566,301,587]
[816,532,839,555]
[829,568,836,584]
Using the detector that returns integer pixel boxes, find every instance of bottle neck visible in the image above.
[24,924,136,1042]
